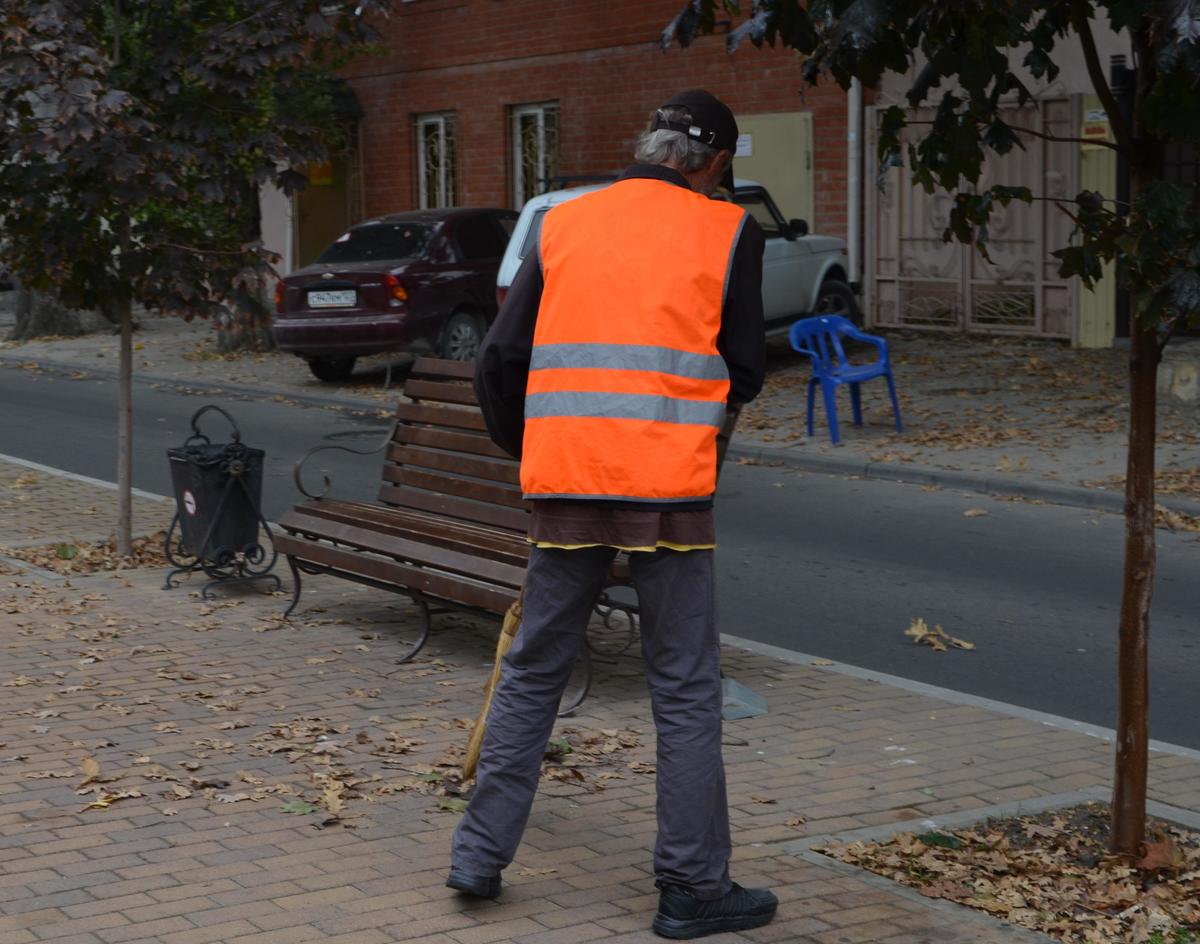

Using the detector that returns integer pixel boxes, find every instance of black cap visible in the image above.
[652,89,738,192]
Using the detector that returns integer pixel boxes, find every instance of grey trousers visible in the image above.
[451,544,732,898]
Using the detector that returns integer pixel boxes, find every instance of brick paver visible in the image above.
[3,463,1199,942]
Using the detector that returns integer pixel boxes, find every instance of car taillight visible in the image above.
[385,274,408,301]
[496,286,508,307]
[273,281,285,312]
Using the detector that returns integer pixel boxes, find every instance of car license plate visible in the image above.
[307,289,356,308]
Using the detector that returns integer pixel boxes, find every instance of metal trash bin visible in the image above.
[164,405,279,596]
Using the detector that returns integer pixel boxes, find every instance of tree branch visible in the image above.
[1012,124,1121,152]
[1157,315,1184,355]
[1070,0,1136,157]
[905,118,1120,151]
[148,242,256,256]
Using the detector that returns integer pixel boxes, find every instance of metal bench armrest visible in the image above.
[293,421,398,500]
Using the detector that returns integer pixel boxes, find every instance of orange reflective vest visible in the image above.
[520,177,748,502]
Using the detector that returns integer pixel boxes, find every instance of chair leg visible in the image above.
[850,382,863,426]
[821,381,841,444]
[886,372,903,433]
[806,379,817,437]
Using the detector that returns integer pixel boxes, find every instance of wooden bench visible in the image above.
[275,357,634,712]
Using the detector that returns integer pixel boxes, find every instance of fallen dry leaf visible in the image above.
[78,757,102,788]
[905,618,975,652]
[1138,833,1186,872]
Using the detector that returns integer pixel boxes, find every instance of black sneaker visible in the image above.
[652,882,778,939]
[445,867,501,899]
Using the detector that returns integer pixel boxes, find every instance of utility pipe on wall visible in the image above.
[847,79,864,313]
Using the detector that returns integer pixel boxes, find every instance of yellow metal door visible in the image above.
[731,112,814,226]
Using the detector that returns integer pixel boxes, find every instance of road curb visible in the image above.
[725,440,1200,518]
[0,351,397,416]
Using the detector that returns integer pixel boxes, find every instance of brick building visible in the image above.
[282,0,852,269]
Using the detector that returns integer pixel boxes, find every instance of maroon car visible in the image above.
[273,208,517,381]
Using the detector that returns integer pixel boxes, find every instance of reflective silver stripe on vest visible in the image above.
[525,391,726,427]
[530,343,728,381]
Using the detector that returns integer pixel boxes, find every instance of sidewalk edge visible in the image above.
[0,351,397,416]
[0,452,171,502]
[725,441,1200,517]
[720,633,1200,762]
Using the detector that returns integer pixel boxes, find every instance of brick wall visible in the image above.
[347,0,850,238]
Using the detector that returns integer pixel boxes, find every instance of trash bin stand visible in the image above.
[163,405,281,599]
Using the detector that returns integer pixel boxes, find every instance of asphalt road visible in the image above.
[2,363,1197,749]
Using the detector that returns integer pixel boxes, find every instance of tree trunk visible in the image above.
[1110,317,1158,856]
[215,175,276,354]
[116,296,134,558]
[8,288,112,341]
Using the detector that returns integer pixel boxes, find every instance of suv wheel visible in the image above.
[814,280,862,325]
[307,356,357,382]
[440,311,485,361]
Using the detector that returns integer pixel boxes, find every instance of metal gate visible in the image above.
[866,98,1079,339]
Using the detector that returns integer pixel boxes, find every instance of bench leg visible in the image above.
[283,557,303,618]
[393,596,432,664]
[806,378,817,437]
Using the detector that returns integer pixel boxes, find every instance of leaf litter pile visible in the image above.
[821,802,1200,943]
[7,531,171,575]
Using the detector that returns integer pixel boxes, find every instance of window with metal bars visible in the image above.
[416,113,457,209]
[511,103,559,210]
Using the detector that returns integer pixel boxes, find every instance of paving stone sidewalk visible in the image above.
[0,458,174,556]
[3,464,1199,943]
[2,303,1198,512]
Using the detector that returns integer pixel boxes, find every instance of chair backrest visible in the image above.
[379,357,530,535]
[788,315,856,374]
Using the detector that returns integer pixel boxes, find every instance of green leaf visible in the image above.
[544,737,572,759]
[280,800,317,815]
[417,770,444,782]
[437,797,469,813]
[917,831,962,849]
[55,544,78,560]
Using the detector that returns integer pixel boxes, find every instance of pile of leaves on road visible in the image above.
[820,801,1200,944]
[6,531,171,574]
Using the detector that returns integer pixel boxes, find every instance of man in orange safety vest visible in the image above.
[449,90,773,940]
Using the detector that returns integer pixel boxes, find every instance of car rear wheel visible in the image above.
[814,280,862,325]
[307,356,357,382]
[440,310,485,361]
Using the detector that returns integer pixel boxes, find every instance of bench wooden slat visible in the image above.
[275,532,516,615]
[283,500,529,566]
[386,444,520,487]
[378,484,530,532]
[279,510,526,588]
[404,379,479,406]
[389,424,512,461]
[412,357,475,380]
[382,466,527,510]
[394,401,488,433]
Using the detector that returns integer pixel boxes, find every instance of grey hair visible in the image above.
[634,106,719,170]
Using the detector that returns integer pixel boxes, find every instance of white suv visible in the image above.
[496,178,859,327]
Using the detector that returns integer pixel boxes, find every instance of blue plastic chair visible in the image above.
[788,315,902,444]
